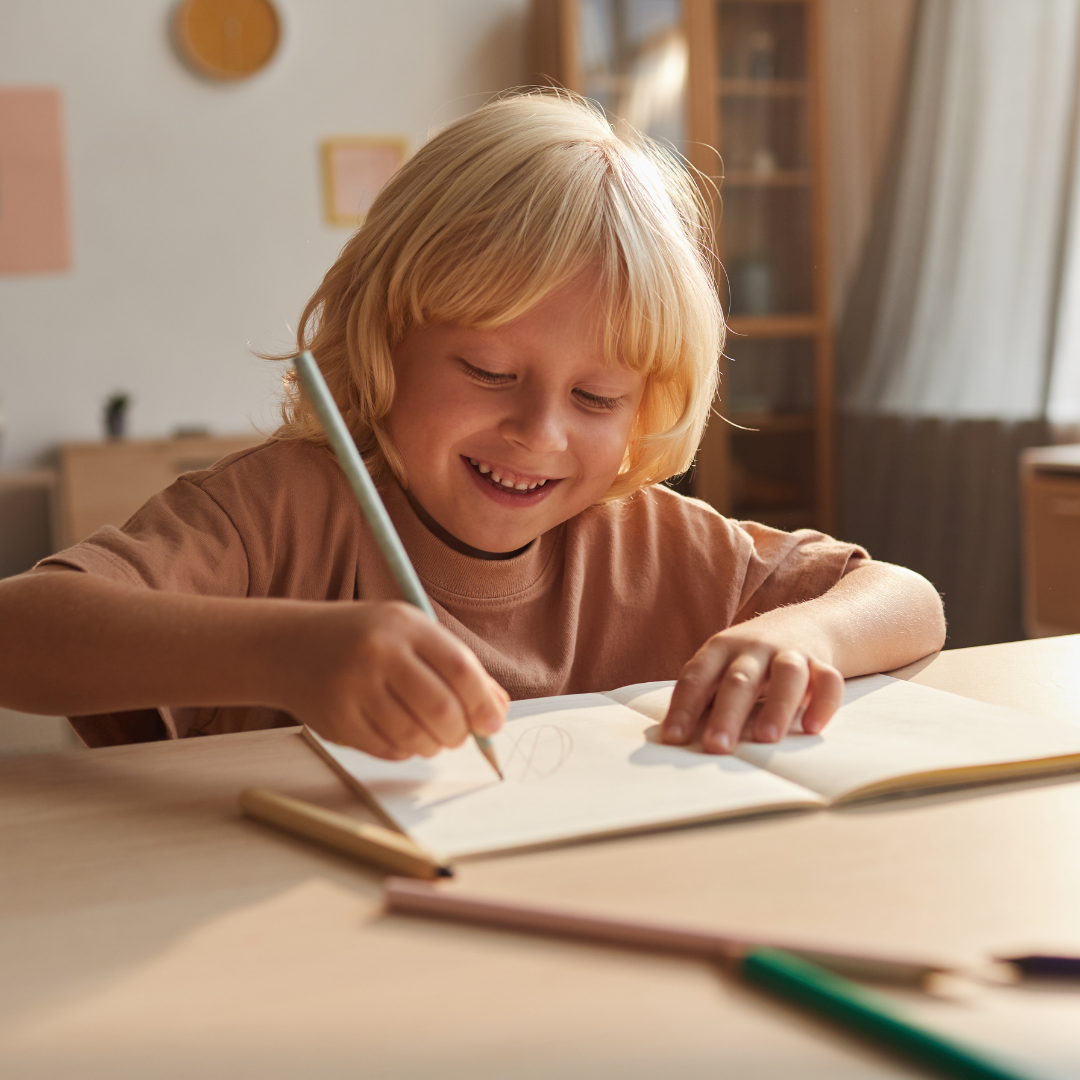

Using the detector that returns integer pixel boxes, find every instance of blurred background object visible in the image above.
[321,137,408,227]
[1021,445,1080,639]
[54,433,262,549]
[171,0,282,81]
[103,391,131,440]
[837,0,1080,646]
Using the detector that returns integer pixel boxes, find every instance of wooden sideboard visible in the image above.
[53,435,262,550]
[1021,443,1080,637]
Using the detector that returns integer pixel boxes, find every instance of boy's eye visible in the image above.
[462,361,514,385]
[462,360,622,411]
[574,389,623,411]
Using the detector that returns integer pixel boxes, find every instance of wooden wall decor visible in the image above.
[173,0,281,82]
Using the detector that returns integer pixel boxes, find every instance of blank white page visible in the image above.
[734,675,1080,802]
[308,693,822,861]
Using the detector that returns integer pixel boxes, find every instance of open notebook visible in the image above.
[306,674,1080,861]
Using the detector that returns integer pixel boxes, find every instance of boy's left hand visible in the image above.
[660,560,947,753]
[660,623,844,754]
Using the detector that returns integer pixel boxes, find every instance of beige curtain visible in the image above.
[837,0,1079,646]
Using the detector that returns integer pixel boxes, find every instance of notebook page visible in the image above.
[308,693,823,861]
[734,675,1080,802]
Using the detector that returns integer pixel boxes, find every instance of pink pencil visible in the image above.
[383,877,972,987]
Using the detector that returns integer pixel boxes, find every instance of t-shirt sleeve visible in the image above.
[731,519,869,623]
[33,476,250,597]
[30,478,252,747]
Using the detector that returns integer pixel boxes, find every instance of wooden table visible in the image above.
[3,637,1080,1079]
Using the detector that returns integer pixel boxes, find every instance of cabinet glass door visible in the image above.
[579,0,687,154]
[717,0,812,317]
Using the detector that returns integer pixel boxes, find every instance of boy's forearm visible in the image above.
[738,561,946,677]
[0,570,297,716]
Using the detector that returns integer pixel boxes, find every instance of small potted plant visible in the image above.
[104,392,131,440]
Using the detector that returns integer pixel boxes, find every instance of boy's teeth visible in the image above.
[471,458,550,491]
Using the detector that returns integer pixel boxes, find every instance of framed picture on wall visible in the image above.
[0,87,71,274]
[321,137,408,227]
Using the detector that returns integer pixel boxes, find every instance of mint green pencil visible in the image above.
[744,947,1033,1080]
[293,351,503,780]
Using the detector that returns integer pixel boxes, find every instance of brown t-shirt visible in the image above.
[37,439,868,746]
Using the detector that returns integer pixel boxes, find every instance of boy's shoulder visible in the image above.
[573,482,746,553]
[574,484,859,565]
[186,435,337,483]
[155,437,367,555]
[179,436,349,512]
[584,482,730,529]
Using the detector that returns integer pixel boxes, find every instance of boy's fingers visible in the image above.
[701,652,767,753]
[368,681,444,757]
[663,641,732,743]
[414,627,506,736]
[751,650,810,742]
[801,660,844,734]
[325,707,411,760]
[386,651,471,747]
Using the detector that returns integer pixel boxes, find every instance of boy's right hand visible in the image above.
[282,600,508,760]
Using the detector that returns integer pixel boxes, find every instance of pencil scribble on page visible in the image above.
[501,725,574,783]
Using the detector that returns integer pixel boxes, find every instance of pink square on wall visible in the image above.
[0,87,71,275]
[321,138,407,227]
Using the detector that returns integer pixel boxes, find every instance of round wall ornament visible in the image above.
[172,0,281,82]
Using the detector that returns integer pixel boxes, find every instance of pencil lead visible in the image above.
[478,740,504,781]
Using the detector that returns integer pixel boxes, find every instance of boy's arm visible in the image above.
[661,560,946,753]
[0,568,506,757]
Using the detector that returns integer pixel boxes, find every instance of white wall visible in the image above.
[0,0,528,469]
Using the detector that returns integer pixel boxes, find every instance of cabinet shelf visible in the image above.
[726,314,823,337]
[719,78,807,98]
[723,169,810,187]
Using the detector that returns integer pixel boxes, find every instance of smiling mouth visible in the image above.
[466,457,554,493]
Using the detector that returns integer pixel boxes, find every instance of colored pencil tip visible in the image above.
[478,740,504,781]
[436,866,455,878]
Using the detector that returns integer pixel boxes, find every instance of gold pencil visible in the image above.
[240,788,451,879]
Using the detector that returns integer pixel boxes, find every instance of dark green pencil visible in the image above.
[743,947,1033,1080]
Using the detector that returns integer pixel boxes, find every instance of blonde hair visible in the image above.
[277,89,723,501]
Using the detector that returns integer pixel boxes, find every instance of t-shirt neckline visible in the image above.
[380,480,561,600]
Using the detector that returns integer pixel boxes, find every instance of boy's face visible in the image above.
[387,277,646,555]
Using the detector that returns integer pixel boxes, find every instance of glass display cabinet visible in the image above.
[530,0,833,532]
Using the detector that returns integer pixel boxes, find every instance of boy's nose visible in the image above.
[500,397,569,455]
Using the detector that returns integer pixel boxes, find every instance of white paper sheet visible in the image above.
[735,675,1080,801]
[309,693,823,860]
